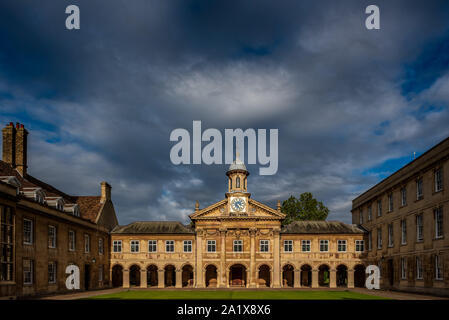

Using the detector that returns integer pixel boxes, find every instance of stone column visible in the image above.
[219,228,227,288]
[294,269,301,288]
[330,269,337,288]
[312,269,319,288]
[196,230,204,288]
[123,269,130,288]
[246,269,251,288]
[176,269,182,288]
[273,229,281,288]
[249,228,257,288]
[158,269,165,288]
[140,269,147,288]
[270,269,274,288]
[348,269,355,288]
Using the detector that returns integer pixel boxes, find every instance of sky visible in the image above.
[1,0,449,225]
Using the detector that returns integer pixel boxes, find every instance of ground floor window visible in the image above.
[23,259,34,285]
[435,255,443,280]
[0,205,14,282]
[401,258,407,280]
[48,262,57,284]
[416,257,423,280]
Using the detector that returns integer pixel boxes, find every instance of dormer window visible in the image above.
[0,176,21,195]
[45,197,64,211]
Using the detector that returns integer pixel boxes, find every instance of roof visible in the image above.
[228,152,247,172]
[111,221,195,234]
[73,196,103,223]
[281,220,365,234]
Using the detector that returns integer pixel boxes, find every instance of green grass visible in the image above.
[86,289,389,300]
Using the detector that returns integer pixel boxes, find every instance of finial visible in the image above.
[195,201,199,211]
[236,141,240,161]
[277,200,281,211]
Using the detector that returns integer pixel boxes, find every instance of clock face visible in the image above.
[231,197,246,212]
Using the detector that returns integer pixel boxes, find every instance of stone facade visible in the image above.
[352,136,449,296]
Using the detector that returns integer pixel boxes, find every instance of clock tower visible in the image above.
[226,151,250,214]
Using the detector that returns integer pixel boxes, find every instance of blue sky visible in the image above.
[1,0,449,224]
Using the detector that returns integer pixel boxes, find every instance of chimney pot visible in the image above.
[16,123,19,129]
[20,124,24,128]
[9,122,13,126]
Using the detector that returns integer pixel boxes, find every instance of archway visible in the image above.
[205,265,218,287]
[300,264,312,287]
[164,265,176,287]
[182,265,194,287]
[282,264,294,287]
[258,264,271,287]
[336,265,348,287]
[318,264,330,287]
[229,264,247,287]
[354,264,366,288]
[147,265,158,287]
[112,265,123,287]
[129,265,140,286]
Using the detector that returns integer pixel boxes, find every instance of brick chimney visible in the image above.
[2,122,16,167]
[101,181,111,203]
[15,123,28,176]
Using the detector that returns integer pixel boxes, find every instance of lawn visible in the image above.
[86,289,388,300]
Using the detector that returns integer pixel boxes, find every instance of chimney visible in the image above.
[15,123,28,176]
[277,200,281,212]
[2,122,16,167]
[101,181,111,203]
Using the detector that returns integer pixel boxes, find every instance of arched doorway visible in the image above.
[258,264,271,287]
[354,264,366,288]
[229,264,247,287]
[111,265,123,287]
[164,265,176,287]
[318,265,330,287]
[182,265,194,287]
[205,265,218,287]
[147,265,158,287]
[129,265,140,286]
[336,265,348,287]
[282,264,294,287]
[300,264,312,287]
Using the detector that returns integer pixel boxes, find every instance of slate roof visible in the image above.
[111,221,194,234]
[281,220,365,234]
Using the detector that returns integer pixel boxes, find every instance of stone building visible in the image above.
[0,122,118,298]
[352,136,449,296]
[110,155,366,289]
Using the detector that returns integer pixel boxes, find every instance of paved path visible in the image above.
[38,287,448,300]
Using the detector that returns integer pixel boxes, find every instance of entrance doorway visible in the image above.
[229,264,247,287]
[112,264,123,287]
[84,264,90,290]
[388,259,394,286]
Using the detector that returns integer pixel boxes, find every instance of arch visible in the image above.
[318,264,330,287]
[282,264,294,287]
[300,264,312,287]
[164,264,176,287]
[258,264,271,287]
[147,264,158,287]
[205,264,218,288]
[129,264,141,286]
[182,264,194,287]
[336,264,348,287]
[229,264,247,287]
[111,264,123,287]
[227,261,249,271]
[354,264,366,288]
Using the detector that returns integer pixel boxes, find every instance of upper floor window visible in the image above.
[416,177,423,200]
[48,225,57,248]
[319,240,329,252]
[183,240,192,253]
[301,240,311,252]
[416,214,423,241]
[368,231,372,251]
[84,234,90,253]
[401,187,407,206]
[98,238,104,255]
[401,219,407,245]
[377,200,382,217]
[165,240,175,252]
[435,255,443,280]
[207,240,216,252]
[23,218,33,245]
[435,168,443,192]
[434,207,443,239]
[68,230,76,251]
[401,258,407,280]
[377,228,382,249]
[130,240,140,253]
[233,240,243,252]
[388,194,393,212]
[368,205,372,221]
[283,240,293,252]
[260,240,269,252]
[113,240,122,253]
[388,224,394,247]
[359,209,363,224]
[337,240,346,252]
[355,240,364,252]
[148,240,157,252]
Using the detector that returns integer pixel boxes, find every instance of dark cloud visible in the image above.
[1,0,449,224]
